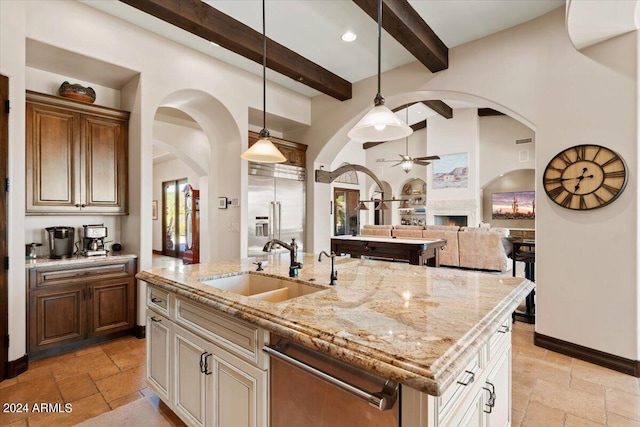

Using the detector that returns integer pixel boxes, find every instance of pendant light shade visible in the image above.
[375,201,390,210]
[357,201,369,210]
[241,0,286,163]
[347,0,412,143]
[241,129,287,163]
[348,103,413,142]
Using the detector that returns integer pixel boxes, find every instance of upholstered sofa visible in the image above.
[421,225,461,268]
[457,227,511,272]
[355,224,513,272]
[360,224,393,237]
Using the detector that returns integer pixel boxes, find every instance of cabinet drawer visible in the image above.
[488,319,511,360]
[30,260,135,289]
[438,351,481,421]
[175,296,265,367]
[147,285,171,317]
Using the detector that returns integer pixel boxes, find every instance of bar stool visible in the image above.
[504,237,535,324]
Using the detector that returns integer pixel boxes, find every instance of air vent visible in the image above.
[515,137,533,145]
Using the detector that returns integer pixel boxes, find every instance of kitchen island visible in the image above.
[138,253,533,427]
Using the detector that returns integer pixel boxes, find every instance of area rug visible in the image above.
[75,397,173,427]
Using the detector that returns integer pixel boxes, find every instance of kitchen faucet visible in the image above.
[263,238,303,277]
[318,251,338,285]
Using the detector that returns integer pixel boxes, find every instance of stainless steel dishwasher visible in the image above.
[264,338,400,427]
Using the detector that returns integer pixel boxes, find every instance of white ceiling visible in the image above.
[83,0,565,97]
[78,0,564,164]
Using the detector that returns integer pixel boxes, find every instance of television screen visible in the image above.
[492,191,535,220]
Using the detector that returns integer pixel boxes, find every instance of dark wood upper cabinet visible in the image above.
[26,91,129,215]
[248,131,307,168]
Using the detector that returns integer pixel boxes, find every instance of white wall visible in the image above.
[152,159,202,252]
[364,127,429,225]
[479,115,536,187]
[300,8,638,361]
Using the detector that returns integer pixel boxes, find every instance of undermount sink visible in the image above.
[200,273,324,303]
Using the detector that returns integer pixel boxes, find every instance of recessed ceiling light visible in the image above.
[210,41,220,47]
[341,31,357,42]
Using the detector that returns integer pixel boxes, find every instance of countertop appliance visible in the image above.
[45,226,75,259]
[248,162,305,256]
[265,337,399,427]
[81,224,108,256]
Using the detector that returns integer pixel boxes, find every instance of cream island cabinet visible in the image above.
[138,254,532,427]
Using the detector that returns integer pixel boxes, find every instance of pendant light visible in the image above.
[357,201,369,210]
[347,0,412,143]
[241,0,286,163]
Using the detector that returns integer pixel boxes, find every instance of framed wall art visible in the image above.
[491,191,535,220]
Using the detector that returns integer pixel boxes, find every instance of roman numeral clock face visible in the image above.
[543,144,628,210]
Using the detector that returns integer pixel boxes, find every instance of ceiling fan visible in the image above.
[376,153,440,173]
[376,108,439,173]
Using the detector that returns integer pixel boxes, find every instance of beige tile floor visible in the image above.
[1,323,638,426]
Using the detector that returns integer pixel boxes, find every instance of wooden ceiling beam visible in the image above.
[423,100,452,119]
[478,108,505,116]
[353,0,448,73]
[119,0,352,101]
[362,120,426,149]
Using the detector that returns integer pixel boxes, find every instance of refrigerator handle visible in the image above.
[269,202,274,240]
[277,202,282,240]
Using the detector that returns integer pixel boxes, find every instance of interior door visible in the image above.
[0,75,7,379]
[334,188,360,236]
[163,179,187,258]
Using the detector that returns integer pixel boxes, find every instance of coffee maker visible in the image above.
[82,224,108,256]
[45,226,75,259]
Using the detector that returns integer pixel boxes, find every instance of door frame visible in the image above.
[333,187,360,236]
[162,178,187,259]
[1,74,9,380]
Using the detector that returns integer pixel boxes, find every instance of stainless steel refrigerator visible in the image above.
[248,162,305,256]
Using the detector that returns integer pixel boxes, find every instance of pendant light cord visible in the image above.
[260,0,269,138]
[374,0,384,106]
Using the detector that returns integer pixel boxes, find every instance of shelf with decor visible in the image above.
[399,179,427,225]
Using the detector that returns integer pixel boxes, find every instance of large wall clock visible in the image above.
[543,144,627,210]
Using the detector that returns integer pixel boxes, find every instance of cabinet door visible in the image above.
[146,309,172,405]
[457,389,486,427]
[29,285,85,351]
[174,325,211,427]
[26,102,81,213]
[485,347,511,427]
[210,346,268,427]
[80,115,128,213]
[88,278,135,336]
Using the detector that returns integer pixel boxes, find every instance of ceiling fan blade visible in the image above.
[414,161,431,166]
[376,159,400,163]
[390,162,402,167]
[413,155,441,161]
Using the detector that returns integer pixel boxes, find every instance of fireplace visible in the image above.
[434,215,468,227]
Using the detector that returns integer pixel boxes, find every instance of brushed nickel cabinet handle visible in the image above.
[457,370,475,386]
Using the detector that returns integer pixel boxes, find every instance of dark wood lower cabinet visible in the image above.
[90,278,136,336]
[28,258,137,358]
[29,284,85,350]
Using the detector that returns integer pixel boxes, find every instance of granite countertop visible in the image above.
[136,253,533,396]
[25,252,138,269]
